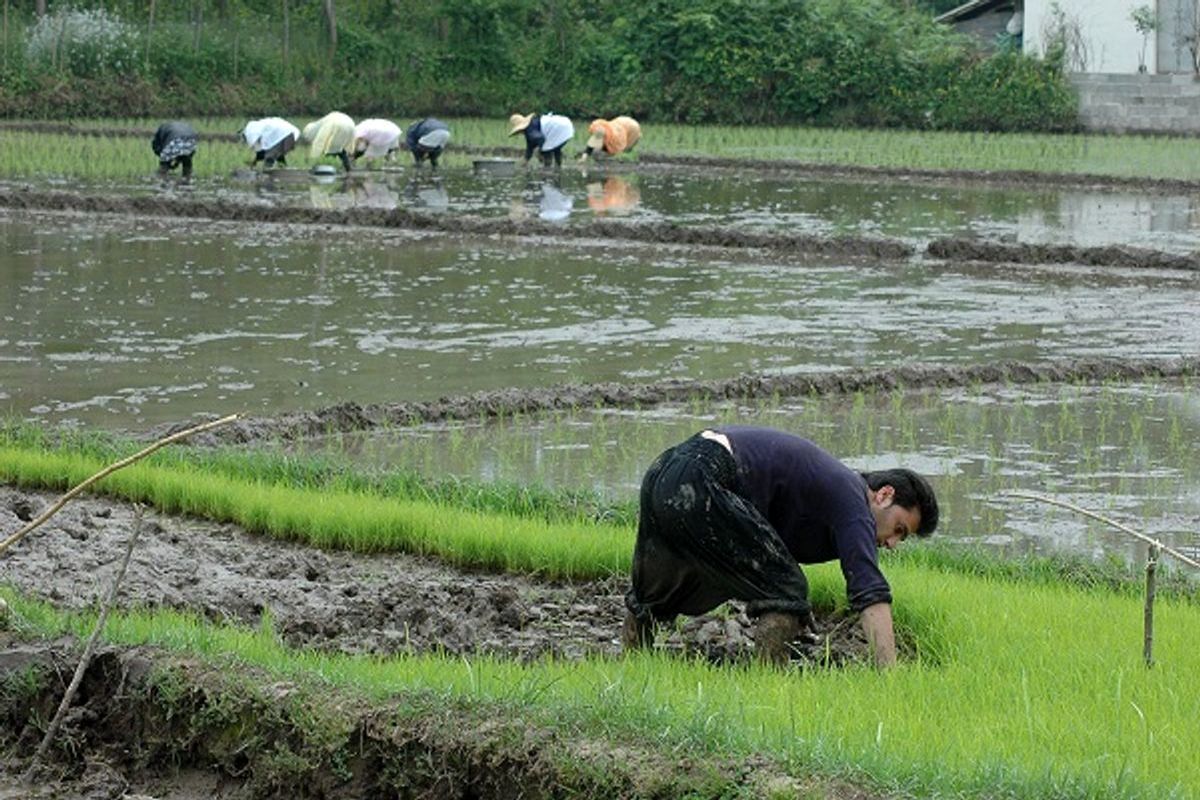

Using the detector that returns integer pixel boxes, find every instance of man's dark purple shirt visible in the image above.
[716,426,892,611]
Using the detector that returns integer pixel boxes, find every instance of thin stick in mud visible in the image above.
[23,505,144,783]
[0,413,240,557]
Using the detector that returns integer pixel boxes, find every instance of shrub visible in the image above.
[24,6,140,78]
[931,50,1079,132]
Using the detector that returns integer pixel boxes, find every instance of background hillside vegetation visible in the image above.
[0,0,1077,131]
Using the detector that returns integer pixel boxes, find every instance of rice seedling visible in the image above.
[253,379,1200,569]
[5,118,1200,180]
[4,542,1200,798]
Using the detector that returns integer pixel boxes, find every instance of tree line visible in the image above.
[0,0,1077,132]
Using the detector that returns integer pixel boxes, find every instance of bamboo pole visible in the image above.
[1005,491,1200,570]
[1005,491,1196,669]
[1144,544,1159,667]
[23,506,144,784]
[0,413,240,558]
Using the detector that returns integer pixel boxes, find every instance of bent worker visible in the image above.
[302,111,356,172]
[405,118,452,170]
[152,121,199,178]
[241,117,300,170]
[581,115,641,161]
[508,112,574,168]
[350,118,402,168]
[623,426,938,668]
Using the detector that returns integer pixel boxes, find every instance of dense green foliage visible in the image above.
[0,0,1077,131]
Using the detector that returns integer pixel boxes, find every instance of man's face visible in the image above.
[869,485,921,550]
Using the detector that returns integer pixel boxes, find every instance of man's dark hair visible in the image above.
[861,468,939,536]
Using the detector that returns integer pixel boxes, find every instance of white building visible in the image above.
[938,0,1198,75]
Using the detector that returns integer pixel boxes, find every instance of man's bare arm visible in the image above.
[861,602,897,668]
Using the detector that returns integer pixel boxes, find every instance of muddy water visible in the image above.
[287,381,1200,565]
[4,210,1200,430]
[52,166,1200,253]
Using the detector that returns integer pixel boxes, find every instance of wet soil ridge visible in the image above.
[0,187,913,260]
[0,636,805,799]
[6,120,1200,195]
[0,489,870,667]
[5,187,1197,270]
[927,237,1200,272]
[153,356,1200,446]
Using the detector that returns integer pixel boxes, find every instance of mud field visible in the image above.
[0,488,869,666]
[0,487,871,799]
[6,186,1200,270]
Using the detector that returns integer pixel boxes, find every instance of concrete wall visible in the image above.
[1025,0,1150,73]
[1070,72,1200,133]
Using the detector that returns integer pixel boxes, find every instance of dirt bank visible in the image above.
[927,237,1200,272]
[4,120,1199,195]
[142,356,1200,445]
[0,187,914,260]
[6,186,1198,270]
[0,634,847,800]
[0,488,870,668]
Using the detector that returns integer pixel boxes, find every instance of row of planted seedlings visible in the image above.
[297,376,1200,563]
[7,119,1200,180]
[0,129,477,181]
[2,374,1199,798]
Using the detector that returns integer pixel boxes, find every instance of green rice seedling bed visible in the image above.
[0,444,627,580]
[276,379,1200,568]
[3,548,1199,798]
[12,117,1200,181]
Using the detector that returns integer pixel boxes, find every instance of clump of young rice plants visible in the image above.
[0,130,247,180]
[4,539,1200,798]
[8,117,1200,180]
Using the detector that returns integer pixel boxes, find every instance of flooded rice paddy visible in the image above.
[3,159,1199,569]
[283,380,1200,567]
[3,208,1199,431]
[12,164,1200,252]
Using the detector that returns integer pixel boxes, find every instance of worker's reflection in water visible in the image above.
[403,176,449,213]
[308,176,399,211]
[507,178,574,223]
[586,176,640,216]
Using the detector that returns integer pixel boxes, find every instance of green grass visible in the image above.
[0,446,629,579]
[0,422,629,526]
[3,426,1200,795]
[5,118,1200,180]
[2,421,1195,601]
[4,558,1199,798]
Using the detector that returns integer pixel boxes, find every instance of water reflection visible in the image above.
[538,181,573,222]
[403,176,449,213]
[113,168,1200,251]
[1010,193,1200,250]
[586,176,640,216]
[308,176,398,210]
[505,179,575,222]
